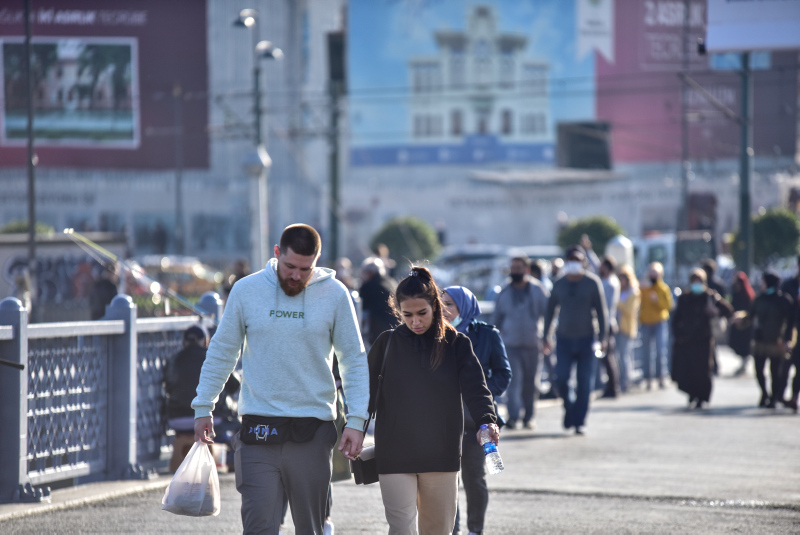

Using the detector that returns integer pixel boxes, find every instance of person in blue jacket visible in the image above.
[442,285,512,535]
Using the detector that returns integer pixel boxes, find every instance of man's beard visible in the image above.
[277,269,309,297]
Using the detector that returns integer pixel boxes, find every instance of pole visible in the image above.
[23,0,37,322]
[328,81,341,266]
[173,84,184,254]
[738,52,753,276]
[253,25,262,146]
[679,0,690,232]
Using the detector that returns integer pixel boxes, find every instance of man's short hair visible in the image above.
[511,256,532,268]
[601,255,617,272]
[184,324,209,345]
[701,258,717,274]
[279,224,321,257]
[361,256,386,277]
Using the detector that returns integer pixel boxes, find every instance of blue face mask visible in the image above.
[450,315,462,328]
[690,282,705,294]
[766,287,776,295]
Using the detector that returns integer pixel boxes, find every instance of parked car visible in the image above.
[129,255,223,303]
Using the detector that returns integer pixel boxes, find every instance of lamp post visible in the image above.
[234,9,283,270]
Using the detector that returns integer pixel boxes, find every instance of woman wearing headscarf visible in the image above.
[368,267,499,534]
[728,272,756,377]
[671,268,734,409]
[442,286,512,535]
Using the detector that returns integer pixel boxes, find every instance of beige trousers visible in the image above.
[378,472,459,535]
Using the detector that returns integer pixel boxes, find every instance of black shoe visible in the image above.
[575,426,586,435]
[766,399,777,409]
[759,395,769,408]
[506,420,518,430]
[694,400,704,410]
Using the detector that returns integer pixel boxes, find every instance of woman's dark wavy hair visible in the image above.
[391,265,454,370]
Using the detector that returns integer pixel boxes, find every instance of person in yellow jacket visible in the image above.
[616,265,641,393]
[639,262,673,389]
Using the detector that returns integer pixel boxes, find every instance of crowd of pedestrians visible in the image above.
[156,223,800,534]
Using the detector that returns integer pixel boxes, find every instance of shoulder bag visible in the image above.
[351,331,393,485]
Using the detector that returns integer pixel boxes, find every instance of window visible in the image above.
[451,110,463,136]
[521,113,546,135]
[449,51,465,89]
[477,114,488,135]
[499,52,514,89]
[501,110,513,135]
[473,40,492,87]
[522,64,547,94]
[413,63,442,93]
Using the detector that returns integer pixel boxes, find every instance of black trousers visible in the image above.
[775,345,800,400]
[754,353,784,402]
[453,424,488,534]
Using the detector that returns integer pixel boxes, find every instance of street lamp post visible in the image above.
[234,9,283,270]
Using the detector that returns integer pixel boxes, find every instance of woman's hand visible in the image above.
[476,423,500,445]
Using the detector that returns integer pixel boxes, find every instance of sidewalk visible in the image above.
[2,347,799,533]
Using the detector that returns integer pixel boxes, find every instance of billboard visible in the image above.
[706,0,800,52]
[348,0,601,167]
[2,37,139,147]
[595,0,797,163]
[0,1,208,169]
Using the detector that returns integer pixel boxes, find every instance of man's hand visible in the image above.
[476,423,500,445]
[542,340,552,355]
[338,427,364,460]
[194,416,215,444]
[601,340,608,353]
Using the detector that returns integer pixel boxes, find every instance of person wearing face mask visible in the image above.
[734,271,795,408]
[671,269,733,409]
[542,245,608,435]
[493,255,550,430]
[441,286,511,535]
[638,262,673,390]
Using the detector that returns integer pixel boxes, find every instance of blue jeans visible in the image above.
[555,336,596,429]
[615,333,633,392]
[505,346,540,424]
[640,321,668,381]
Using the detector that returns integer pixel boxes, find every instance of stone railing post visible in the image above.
[103,294,140,479]
[0,298,49,503]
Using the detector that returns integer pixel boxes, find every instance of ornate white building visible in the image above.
[408,5,549,146]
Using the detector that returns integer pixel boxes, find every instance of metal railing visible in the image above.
[0,292,222,504]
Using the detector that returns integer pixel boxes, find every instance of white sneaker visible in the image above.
[323,519,334,535]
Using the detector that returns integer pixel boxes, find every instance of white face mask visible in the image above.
[450,315,462,328]
[563,261,583,276]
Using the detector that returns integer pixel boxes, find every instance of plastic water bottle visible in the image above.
[479,424,504,475]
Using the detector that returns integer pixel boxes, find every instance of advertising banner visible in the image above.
[348,0,596,167]
[0,0,208,169]
[706,0,800,52]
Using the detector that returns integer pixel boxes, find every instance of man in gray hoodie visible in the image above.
[493,255,549,430]
[192,224,369,534]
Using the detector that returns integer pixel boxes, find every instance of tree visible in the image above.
[557,215,625,255]
[735,208,800,267]
[0,221,55,235]
[369,217,441,266]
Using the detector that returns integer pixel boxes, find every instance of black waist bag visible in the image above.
[240,415,323,445]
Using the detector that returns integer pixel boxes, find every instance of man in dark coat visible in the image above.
[737,271,795,408]
[164,324,240,471]
[359,257,398,346]
[779,256,800,411]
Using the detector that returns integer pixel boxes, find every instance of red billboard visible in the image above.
[0,0,208,169]
[596,0,797,164]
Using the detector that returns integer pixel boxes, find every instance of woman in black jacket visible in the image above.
[368,267,499,535]
[442,285,511,535]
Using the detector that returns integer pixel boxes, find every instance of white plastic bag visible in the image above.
[162,441,221,517]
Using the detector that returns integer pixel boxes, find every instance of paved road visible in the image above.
[3,347,800,534]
